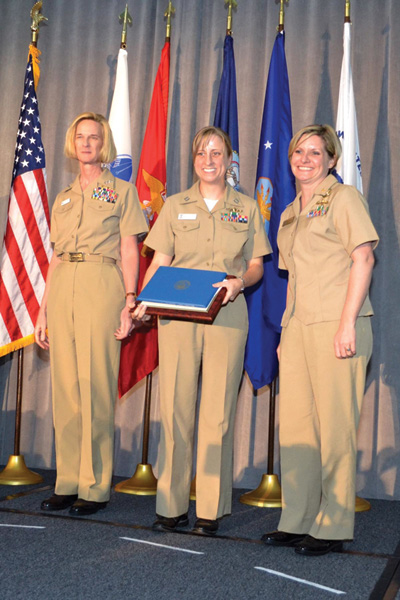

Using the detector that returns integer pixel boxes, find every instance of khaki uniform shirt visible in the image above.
[278,174,379,326]
[145,181,272,275]
[51,168,148,260]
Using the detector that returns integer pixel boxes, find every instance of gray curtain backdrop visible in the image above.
[0,0,399,500]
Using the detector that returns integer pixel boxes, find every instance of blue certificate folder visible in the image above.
[137,267,228,312]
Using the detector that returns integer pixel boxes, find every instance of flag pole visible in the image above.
[239,378,281,507]
[119,3,132,49]
[240,0,293,508]
[278,0,284,32]
[114,4,157,496]
[115,3,174,495]
[190,0,240,501]
[225,0,238,36]
[115,374,158,495]
[340,0,369,515]
[0,0,48,486]
[164,1,175,41]
[345,0,351,23]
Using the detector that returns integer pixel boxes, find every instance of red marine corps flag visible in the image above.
[0,46,51,357]
[118,39,170,396]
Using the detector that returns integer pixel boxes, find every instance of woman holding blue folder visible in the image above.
[133,126,271,535]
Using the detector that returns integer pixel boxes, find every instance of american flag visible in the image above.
[0,51,52,357]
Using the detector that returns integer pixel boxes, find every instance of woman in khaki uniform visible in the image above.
[134,126,271,535]
[35,113,148,516]
[262,124,379,555]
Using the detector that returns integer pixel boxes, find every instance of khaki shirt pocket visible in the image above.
[53,200,74,215]
[86,198,119,237]
[172,220,200,257]
[52,200,76,243]
[218,221,249,258]
[87,198,116,213]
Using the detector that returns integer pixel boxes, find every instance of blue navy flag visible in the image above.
[214,34,240,190]
[244,31,296,389]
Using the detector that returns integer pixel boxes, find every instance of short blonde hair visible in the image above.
[64,112,117,163]
[288,124,342,169]
[192,126,233,163]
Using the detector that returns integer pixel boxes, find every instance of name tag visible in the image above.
[178,213,197,220]
[61,198,71,206]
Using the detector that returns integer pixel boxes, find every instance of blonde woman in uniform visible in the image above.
[262,124,379,555]
[35,112,148,516]
[134,126,271,535]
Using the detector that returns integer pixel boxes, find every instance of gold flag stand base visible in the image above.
[0,455,43,486]
[239,474,282,508]
[355,496,371,512]
[114,463,157,496]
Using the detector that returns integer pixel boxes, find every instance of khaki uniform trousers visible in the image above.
[156,295,248,520]
[47,261,124,502]
[278,315,373,540]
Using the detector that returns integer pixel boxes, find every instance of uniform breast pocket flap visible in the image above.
[54,200,74,214]
[173,220,200,233]
[87,199,115,212]
[221,221,249,234]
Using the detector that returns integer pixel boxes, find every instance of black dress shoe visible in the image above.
[41,494,78,511]
[152,513,189,532]
[69,499,108,516]
[294,535,344,556]
[261,530,306,547]
[191,518,218,536]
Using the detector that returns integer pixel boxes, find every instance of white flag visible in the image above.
[335,22,363,193]
[109,48,132,182]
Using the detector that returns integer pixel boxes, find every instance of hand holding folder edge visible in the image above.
[131,266,236,324]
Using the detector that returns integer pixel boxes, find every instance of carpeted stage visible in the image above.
[0,469,399,600]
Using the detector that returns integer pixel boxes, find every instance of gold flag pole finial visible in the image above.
[278,0,290,33]
[225,0,238,37]
[119,4,132,49]
[164,2,176,42]
[30,1,47,89]
[30,1,47,47]
[345,0,351,23]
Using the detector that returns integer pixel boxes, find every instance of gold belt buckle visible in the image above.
[69,252,84,262]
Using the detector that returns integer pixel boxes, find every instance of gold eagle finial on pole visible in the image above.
[119,4,132,49]
[30,1,48,46]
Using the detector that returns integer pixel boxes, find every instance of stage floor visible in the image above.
[0,469,399,599]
